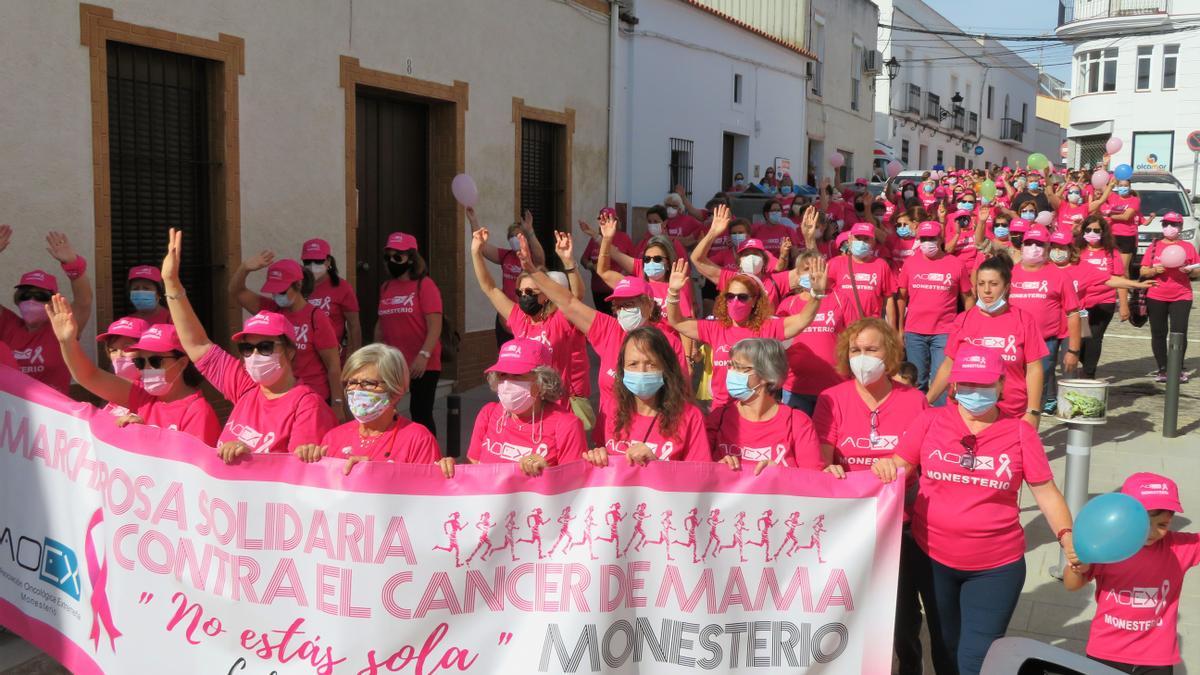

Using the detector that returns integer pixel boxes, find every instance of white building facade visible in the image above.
[874,0,1039,172]
[613,0,814,210]
[1058,0,1200,189]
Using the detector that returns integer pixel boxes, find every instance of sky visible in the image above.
[924,0,1073,83]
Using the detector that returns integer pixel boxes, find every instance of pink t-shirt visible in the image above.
[196,347,336,453]
[1144,240,1198,303]
[775,293,850,396]
[1056,202,1090,233]
[125,384,221,446]
[1084,531,1200,666]
[587,313,687,435]
[665,214,704,240]
[0,309,69,394]
[307,276,359,345]
[696,317,786,407]
[496,248,524,301]
[944,306,1049,418]
[123,306,173,326]
[1009,263,1081,339]
[826,255,897,321]
[896,405,1053,571]
[1060,263,1113,314]
[888,235,920,272]
[706,404,823,470]
[467,401,586,465]
[506,306,585,400]
[751,224,795,256]
[582,232,635,293]
[645,279,694,318]
[320,417,440,464]
[377,277,443,370]
[603,405,712,462]
[259,299,340,399]
[814,380,928,471]
[1079,247,1126,307]
[1104,194,1142,237]
[899,253,971,335]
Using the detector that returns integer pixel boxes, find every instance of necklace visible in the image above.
[357,415,400,459]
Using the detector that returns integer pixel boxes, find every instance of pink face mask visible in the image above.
[1083,232,1102,245]
[497,379,534,414]
[18,300,46,326]
[920,241,941,257]
[244,352,284,386]
[1021,244,1045,265]
[111,356,141,382]
[726,297,754,323]
[1162,225,1181,239]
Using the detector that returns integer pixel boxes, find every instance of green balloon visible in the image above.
[980,180,997,200]
[1027,153,1049,171]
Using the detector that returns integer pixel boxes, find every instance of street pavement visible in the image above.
[2,303,1198,673]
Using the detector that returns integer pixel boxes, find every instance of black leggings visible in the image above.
[1145,299,1192,372]
[1091,657,1174,675]
[409,369,440,436]
[1080,303,1116,379]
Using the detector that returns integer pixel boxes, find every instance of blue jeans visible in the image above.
[781,391,817,416]
[1042,337,1061,406]
[904,332,948,404]
[916,550,1026,675]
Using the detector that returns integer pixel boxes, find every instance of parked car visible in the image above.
[1128,172,1199,268]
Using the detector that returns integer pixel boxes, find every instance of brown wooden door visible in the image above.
[355,89,430,341]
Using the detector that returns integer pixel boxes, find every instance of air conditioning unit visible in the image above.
[863,50,882,75]
[805,61,815,80]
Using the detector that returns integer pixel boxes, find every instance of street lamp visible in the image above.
[951,91,963,106]
[885,56,900,81]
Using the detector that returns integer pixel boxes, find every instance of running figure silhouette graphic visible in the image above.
[797,514,828,563]
[751,509,777,562]
[720,512,750,563]
[644,509,677,561]
[623,503,650,557]
[676,507,701,563]
[432,512,468,568]
[464,512,495,566]
[518,507,551,560]
[774,511,804,560]
[568,505,599,560]
[484,510,521,562]
[597,502,624,558]
[546,506,576,557]
[702,508,725,561]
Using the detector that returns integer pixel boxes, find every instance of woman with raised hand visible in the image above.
[160,228,335,463]
[466,207,546,346]
[294,344,440,474]
[299,238,361,358]
[0,227,93,394]
[776,250,852,415]
[708,338,824,473]
[438,338,586,478]
[692,204,788,307]
[582,326,711,466]
[123,265,172,325]
[666,257,826,407]
[48,302,219,444]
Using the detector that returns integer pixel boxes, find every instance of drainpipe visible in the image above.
[607,0,619,206]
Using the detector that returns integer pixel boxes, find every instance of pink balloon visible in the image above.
[886,160,903,178]
[829,152,845,169]
[1091,170,1110,190]
[1161,244,1187,268]
[1036,211,1055,226]
[451,173,479,208]
[1105,137,1123,155]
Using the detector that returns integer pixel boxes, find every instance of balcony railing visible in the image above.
[925,92,940,120]
[1001,118,1024,143]
[968,112,979,135]
[1058,0,1168,27]
[906,84,922,114]
[952,107,966,131]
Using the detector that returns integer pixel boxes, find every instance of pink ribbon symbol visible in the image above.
[84,508,121,652]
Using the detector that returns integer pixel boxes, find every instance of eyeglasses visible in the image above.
[723,292,752,302]
[515,288,540,298]
[959,434,978,471]
[642,255,667,264]
[132,354,182,370]
[16,290,51,303]
[868,409,880,448]
[345,378,386,392]
[236,340,283,357]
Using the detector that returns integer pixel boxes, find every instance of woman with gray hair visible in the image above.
[706,338,825,473]
[438,338,586,478]
[294,343,440,474]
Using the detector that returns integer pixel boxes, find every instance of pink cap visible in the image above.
[849,222,875,237]
[835,232,851,250]
[949,209,973,222]
[124,324,183,354]
[854,178,868,186]
[232,311,297,342]
[487,338,551,375]
[737,238,767,253]
[1121,472,1183,513]
[128,265,162,283]
[260,259,304,294]
[385,232,418,251]
[1023,227,1050,243]
[96,317,150,343]
[949,345,1004,385]
[605,276,651,302]
[1049,231,1074,246]
[1162,211,1183,224]
[301,238,331,261]
[1009,218,1030,233]
[916,221,942,237]
[16,269,58,292]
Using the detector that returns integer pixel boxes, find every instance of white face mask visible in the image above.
[739,254,764,275]
[848,355,886,385]
[616,306,645,332]
[647,222,663,236]
[508,236,522,251]
[306,262,326,277]
[1049,249,1070,264]
[666,206,680,219]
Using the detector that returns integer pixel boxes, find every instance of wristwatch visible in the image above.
[1067,348,1080,356]
[1027,409,1043,417]
[418,350,432,358]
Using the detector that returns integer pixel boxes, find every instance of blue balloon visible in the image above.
[1114,164,1134,181]
[1074,493,1149,564]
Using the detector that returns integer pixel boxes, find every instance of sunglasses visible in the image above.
[642,255,667,264]
[385,252,408,263]
[1084,227,1103,234]
[17,290,51,303]
[132,354,182,370]
[236,340,283,357]
[515,289,541,298]
[868,409,880,448]
[723,292,752,302]
[959,434,978,471]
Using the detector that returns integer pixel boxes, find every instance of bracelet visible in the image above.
[665,297,681,305]
[60,255,87,280]
[332,398,344,404]
[418,350,432,358]
[1056,527,1073,543]
[562,267,577,273]
[1067,348,1080,356]
[1027,409,1043,417]
[165,289,187,301]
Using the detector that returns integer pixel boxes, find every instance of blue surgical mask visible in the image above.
[1115,186,1130,196]
[1020,211,1036,221]
[958,201,974,211]
[768,212,783,225]
[272,292,292,308]
[896,226,914,238]
[623,370,664,399]
[643,261,666,279]
[1028,181,1040,191]
[956,384,999,415]
[922,183,935,193]
[850,240,872,258]
[725,370,758,402]
[781,186,792,195]
[993,226,1010,239]
[731,233,748,247]
[980,297,1007,314]
[798,274,813,290]
[130,290,158,311]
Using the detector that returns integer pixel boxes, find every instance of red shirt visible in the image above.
[1056,202,1090,233]
[587,312,686,435]
[377,277,443,371]
[696,317,786,407]
[1009,263,1081,339]
[603,405,712,462]
[1144,240,1198,303]
[260,299,340,399]
[320,417,440,464]
[1060,262,1113,313]
[1084,531,1200,666]
[496,248,524,301]
[125,384,221,446]
[0,309,69,394]
[775,293,850,396]
[814,380,928,471]
[706,404,823,470]
[826,255,897,321]
[467,401,586,465]
[582,233,635,293]
[196,347,336,453]
[899,253,971,335]
[897,405,1053,571]
[943,306,1049,418]
[506,306,584,400]
[1079,247,1126,307]
[307,276,359,345]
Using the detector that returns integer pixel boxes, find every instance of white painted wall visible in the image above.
[615,0,810,211]
[0,0,610,347]
[806,0,878,182]
[1033,117,1067,168]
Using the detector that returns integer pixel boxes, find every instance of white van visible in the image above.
[1130,172,1199,267]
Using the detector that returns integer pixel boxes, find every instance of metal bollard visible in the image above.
[446,394,462,458]
[1049,422,1094,580]
[1163,332,1185,438]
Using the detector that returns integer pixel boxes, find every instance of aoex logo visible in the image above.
[0,527,82,600]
